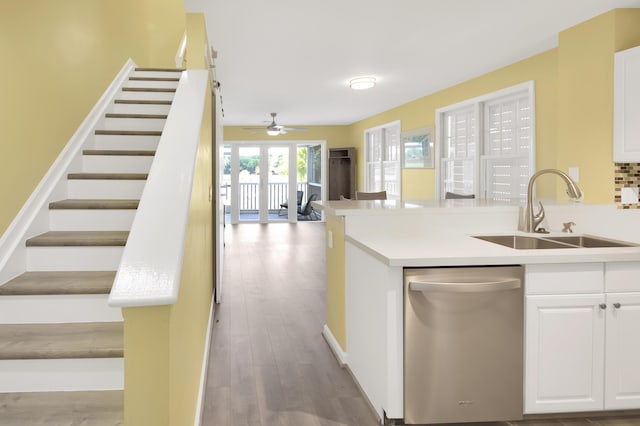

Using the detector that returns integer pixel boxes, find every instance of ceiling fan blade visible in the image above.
[242,127,267,130]
[281,127,308,132]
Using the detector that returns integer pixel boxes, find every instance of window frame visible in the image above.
[435,81,535,201]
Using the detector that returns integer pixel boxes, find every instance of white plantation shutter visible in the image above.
[437,81,534,201]
[364,121,401,198]
[482,93,532,201]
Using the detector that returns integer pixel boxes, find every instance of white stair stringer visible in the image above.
[0,358,123,392]
[0,295,122,324]
[26,247,124,271]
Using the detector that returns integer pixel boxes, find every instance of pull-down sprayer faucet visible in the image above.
[522,169,582,233]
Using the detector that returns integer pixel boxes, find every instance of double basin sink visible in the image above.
[473,234,637,250]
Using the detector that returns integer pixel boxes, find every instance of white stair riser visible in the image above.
[118,90,175,101]
[92,134,160,151]
[0,358,123,392]
[67,179,145,199]
[125,79,179,89]
[50,210,136,231]
[82,155,154,173]
[131,70,182,79]
[102,117,166,131]
[109,103,171,115]
[0,295,122,324]
[26,247,123,271]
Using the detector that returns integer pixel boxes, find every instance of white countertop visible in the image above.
[318,199,640,267]
[346,231,640,267]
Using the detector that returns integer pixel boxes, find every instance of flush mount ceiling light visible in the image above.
[349,76,376,90]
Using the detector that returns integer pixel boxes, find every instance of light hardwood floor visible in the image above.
[201,223,640,426]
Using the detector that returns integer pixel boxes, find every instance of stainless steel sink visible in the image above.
[473,234,637,249]
[473,235,573,249]
[544,235,636,248]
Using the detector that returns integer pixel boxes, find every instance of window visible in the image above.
[364,121,401,198]
[436,81,534,202]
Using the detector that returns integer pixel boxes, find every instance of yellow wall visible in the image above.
[556,9,640,202]
[0,0,185,236]
[122,12,213,426]
[347,49,560,200]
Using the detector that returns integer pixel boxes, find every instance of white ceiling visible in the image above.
[186,0,640,127]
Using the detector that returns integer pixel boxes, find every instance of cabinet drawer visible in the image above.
[525,263,603,295]
[605,262,640,292]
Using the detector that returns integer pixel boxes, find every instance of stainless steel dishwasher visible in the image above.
[404,265,524,424]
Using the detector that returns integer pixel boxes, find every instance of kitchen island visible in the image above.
[314,199,640,424]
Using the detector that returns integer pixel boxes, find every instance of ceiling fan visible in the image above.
[242,113,308,136]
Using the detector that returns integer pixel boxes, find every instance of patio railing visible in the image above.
[237,182,309,211]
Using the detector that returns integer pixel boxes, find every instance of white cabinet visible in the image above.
[525,262,640,414]
[614,45,640,162]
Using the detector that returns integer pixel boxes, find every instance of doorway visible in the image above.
[223,141,325,224]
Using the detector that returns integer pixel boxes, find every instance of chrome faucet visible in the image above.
[522,169,582,233]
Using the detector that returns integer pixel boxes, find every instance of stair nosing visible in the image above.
[104,113,168,119]
[48,199,140,210]
[0,271,116,295]
[0,322,123,360]
[25,231,129,247]
[128,77,180,82]
[94,130,161,136]
[122,87,176,93]
[82,149,156,156]
[134,67,184,72]
[67,173,147,180]
[113,99,172,105]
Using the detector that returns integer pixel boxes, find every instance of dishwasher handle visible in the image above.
[409,277,521,293]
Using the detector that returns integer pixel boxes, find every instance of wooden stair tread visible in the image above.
[104,113,168,119]
[122,87,176,93]
[67,172,148,180]
[0,390,123,425]
[129,76,179,82]
[83,149,156,156]
[135,67,183,72]
[0,322,123,359]
[49,199,139,210]
[26,231,129,247]
[95,129,161,136]
[113,99,172,105]
[0,271,115,295]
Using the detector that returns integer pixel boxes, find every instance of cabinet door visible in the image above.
[614,45,640,162]
[525,294,605,414]
[605,292,640,409]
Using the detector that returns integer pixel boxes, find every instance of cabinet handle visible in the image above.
[599,303,607,310]
[614,302,622,309]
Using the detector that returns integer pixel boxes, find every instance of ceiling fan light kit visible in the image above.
[241,112,309,136]
[349,76,376,90]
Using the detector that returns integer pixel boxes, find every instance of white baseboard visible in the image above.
[193,295,215,426]
[322,324,348,366]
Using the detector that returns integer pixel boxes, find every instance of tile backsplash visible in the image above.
[615,163,640,209]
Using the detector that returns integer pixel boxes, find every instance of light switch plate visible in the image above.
[621,187,639,204]
[568,167,579,182]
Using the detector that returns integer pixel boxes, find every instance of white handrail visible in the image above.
[108,70,209,307]
[175,32,187,68]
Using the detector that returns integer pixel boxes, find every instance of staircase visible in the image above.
[0,67,182,425]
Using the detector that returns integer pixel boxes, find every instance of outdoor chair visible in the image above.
[298,193,319,220]
[278,190,304,215]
